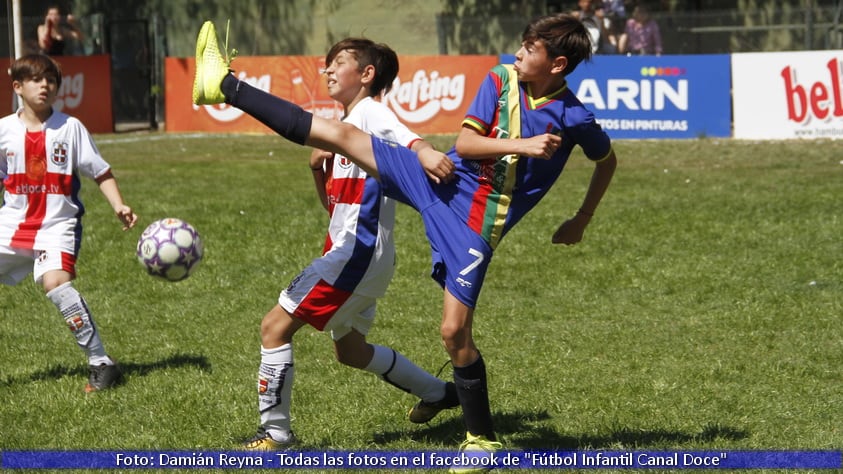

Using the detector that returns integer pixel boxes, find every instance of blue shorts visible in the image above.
[372,137,492,308]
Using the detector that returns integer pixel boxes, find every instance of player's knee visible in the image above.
[440,323,469,351]
[259,307,297,345]
[333,335,370,369]
[41,270,72,293]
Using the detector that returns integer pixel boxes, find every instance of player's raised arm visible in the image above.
[454,126,561,160]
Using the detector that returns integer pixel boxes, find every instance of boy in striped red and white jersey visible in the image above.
[0,54,137,393]
[243,39,459,450]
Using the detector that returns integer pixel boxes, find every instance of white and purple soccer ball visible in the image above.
[136,218,204,282]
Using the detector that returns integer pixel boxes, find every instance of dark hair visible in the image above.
[522,13,592,76]
[325,38,399,96]
[10,54,62,89]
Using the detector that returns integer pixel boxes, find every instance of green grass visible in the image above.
[1,134,841,473]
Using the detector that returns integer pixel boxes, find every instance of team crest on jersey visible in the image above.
[51,142,69,166]
[337,156,353,168]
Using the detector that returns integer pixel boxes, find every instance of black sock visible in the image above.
[221,74,313,145]
[453,354,496,440]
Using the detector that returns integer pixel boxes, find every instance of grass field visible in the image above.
[1,133,841,473]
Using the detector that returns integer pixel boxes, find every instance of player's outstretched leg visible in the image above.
[192,21,380,178]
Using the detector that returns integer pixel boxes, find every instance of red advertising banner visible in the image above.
[165,55,498,135]
[0,55,114,134]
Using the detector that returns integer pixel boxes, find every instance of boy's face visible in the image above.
[13,75,58,112]
[324,49,373,106]
[513,39,561,82]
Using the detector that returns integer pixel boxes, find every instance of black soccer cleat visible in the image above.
[85,363,122,393]
[408,381,460,423]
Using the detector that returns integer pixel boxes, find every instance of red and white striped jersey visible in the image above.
[310,97,421,298]
[0,109,110,254]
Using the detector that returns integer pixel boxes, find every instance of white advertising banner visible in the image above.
[732,51,843,140]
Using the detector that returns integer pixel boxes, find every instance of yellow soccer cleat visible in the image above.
[448,432,503,474]
[242,428,298,451]
[192,20,236,105]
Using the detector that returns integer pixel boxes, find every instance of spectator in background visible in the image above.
[600,0,627,50]
[571,0,617,54]
[619,4,662,55]
[37,5,84,56]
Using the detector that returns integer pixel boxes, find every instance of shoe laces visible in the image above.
[223,19,238,66]
[461,434,502,451]
[245,428,272,445]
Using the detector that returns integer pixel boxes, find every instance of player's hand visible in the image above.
[418,148,455,184]
[310,148,333,172]
[115,205,138,231]
[551,212,590,245]
[522,134,562,160]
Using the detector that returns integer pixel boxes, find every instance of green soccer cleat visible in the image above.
[408,381,460,423]
[448,432,502,474]
[192,20,236,105]
[242,427,298,451]
[85,363,122,393]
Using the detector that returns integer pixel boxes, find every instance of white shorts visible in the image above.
[279,265,376,341]
[0,245,76,286]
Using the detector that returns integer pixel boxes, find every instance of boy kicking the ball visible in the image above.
[231,38,460,450]
[194,14,616,471]
[0,54,138,392]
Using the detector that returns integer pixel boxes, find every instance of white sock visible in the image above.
[365,344,445,402]
[258,344,294,440]
[46,282,110,365]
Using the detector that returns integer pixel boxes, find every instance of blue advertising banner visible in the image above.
[500,54,732,139]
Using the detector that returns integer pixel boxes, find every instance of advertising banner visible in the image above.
[0,55,114,134]
[166,55,498,135]
[501,54,732,139]
[732,51,843,140]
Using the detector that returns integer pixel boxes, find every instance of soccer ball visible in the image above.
[136,218,204,282]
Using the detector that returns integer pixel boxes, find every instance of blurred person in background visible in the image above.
[600,0,627,51]
[619,4,663,55]
[37,5,84,56]
[571,0,617,53]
